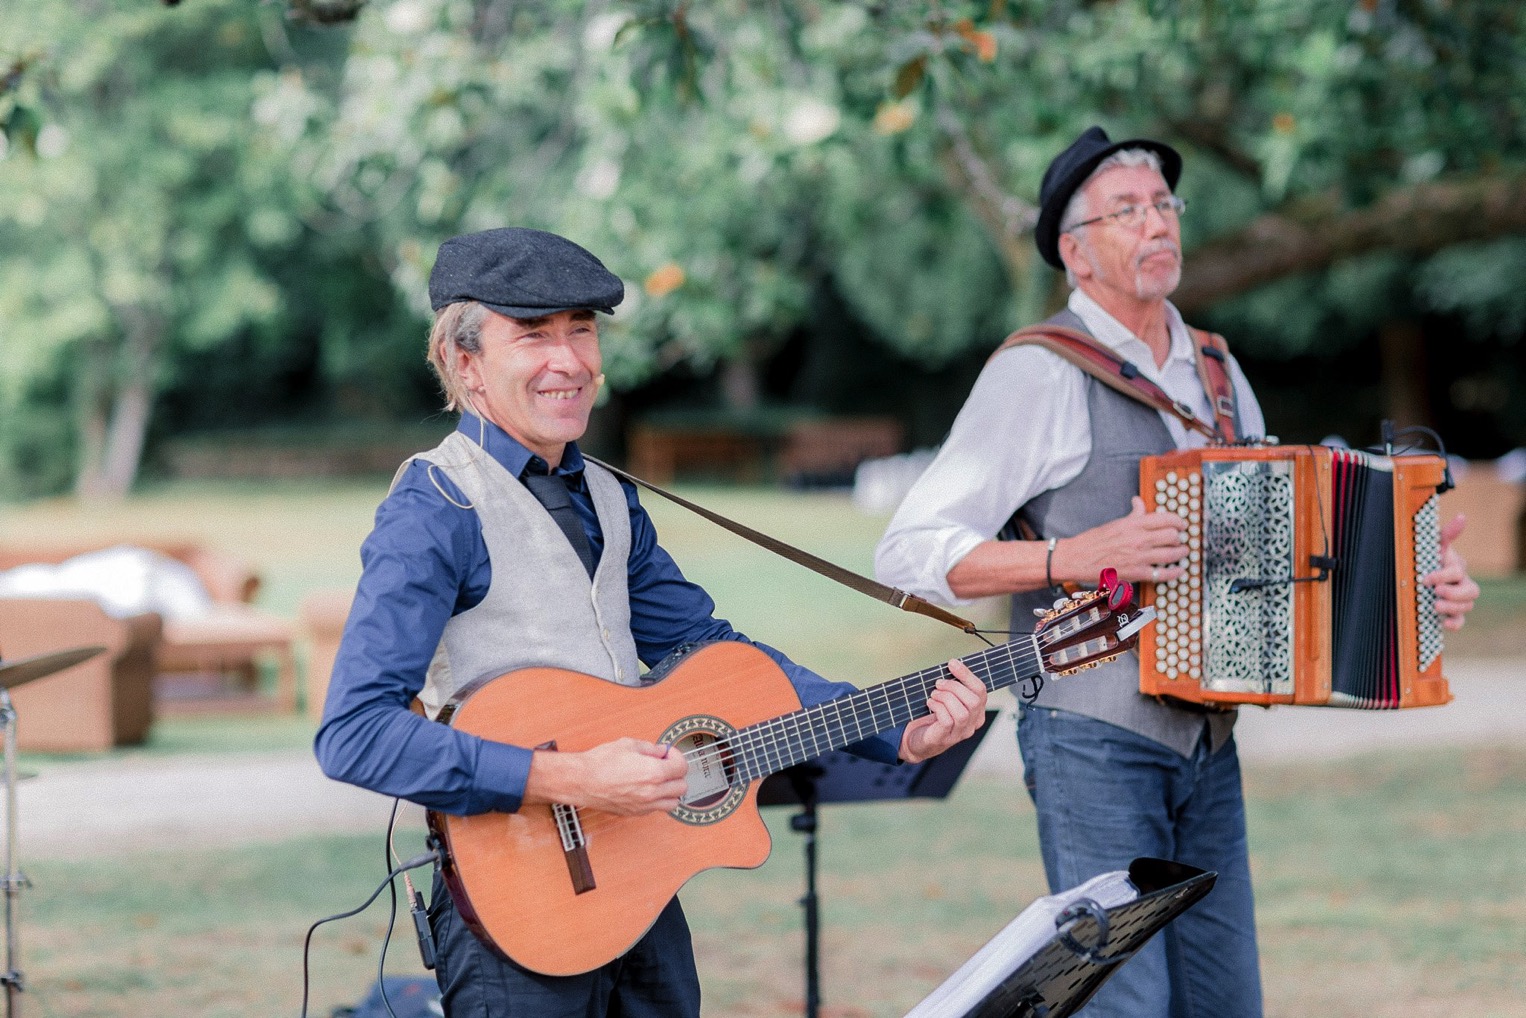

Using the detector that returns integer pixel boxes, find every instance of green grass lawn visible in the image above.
[16,744,1526,1018]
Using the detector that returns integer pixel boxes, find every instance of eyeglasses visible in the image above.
[1064,196,1187,232]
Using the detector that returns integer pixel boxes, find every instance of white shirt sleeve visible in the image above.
[874,345,1093,606]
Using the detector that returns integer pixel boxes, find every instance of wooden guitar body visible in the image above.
[428,641,802,977]
[426,581,1150,976]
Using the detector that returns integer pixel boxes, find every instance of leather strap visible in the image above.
[585,456,979,635]
[992,324,1229,441]
[1188,327,1239,442]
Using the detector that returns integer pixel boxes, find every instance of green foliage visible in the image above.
[263,0,1526,372]
[3,0,1526,497]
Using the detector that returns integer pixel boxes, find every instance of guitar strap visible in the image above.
[584,455,979,635]
[992,323,1238,442]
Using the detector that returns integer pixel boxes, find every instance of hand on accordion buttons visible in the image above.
[1066,495,1190,585]
[1425,512,1481,631]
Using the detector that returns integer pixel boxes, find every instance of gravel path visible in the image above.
[16,657,1523,862]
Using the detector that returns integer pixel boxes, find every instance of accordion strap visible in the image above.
[993,324,1235,442]
[1189,328,1239,442]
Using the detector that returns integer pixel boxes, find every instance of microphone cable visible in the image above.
[298,798,439,1018]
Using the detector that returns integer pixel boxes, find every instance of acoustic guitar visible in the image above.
[427,576,1153,976]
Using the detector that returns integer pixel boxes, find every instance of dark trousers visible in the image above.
[428,872,702,1018]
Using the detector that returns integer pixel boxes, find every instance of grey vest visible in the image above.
[1010,309,1237,757]
[399,431,643,719]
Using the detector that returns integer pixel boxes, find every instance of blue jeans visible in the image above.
[428,872,701,1018]
[1017,706,1262,1018]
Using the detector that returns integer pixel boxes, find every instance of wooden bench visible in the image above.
[627,424,766,484]
[777,417,904,486]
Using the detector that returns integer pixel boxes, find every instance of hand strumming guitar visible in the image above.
[522,738,690,816]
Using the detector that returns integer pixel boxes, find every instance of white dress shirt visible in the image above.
[874,288,1266,606]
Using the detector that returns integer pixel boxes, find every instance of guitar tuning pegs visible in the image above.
[1033,608,1050,618]
[1053,597,1070,610]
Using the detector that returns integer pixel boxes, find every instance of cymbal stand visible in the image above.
[1,688,25,1018]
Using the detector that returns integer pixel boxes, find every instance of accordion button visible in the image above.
[1189,667,1201,679]
[1167,471,1178,483]
[1156,492,1167,505]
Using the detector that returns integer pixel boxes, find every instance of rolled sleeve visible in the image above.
[876,346,1091,605]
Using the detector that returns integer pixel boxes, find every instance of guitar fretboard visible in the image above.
[727,637,1042,784]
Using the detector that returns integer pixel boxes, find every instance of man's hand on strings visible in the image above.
[1426,512,1481,631]
[523,738,689,816]
[899,659,988,764]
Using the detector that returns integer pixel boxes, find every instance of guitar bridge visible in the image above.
[539,740,596,895]
[552,803,596,894]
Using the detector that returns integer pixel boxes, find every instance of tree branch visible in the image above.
[1175,171,1526,312]
[935,107,1039,286]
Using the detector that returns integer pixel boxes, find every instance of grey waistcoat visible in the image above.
[399,431,642,719]
[1010,309,1237,757]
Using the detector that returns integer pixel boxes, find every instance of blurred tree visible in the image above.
[4,0,1524,500]
[266,0,1525,422]
[0,0,310,498]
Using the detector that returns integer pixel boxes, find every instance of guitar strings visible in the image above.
[547,629,1080,840]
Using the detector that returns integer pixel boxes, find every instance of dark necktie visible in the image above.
[522,470,597,580]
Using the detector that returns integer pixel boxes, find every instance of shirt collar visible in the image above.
[456,412,586,480]
[1066,288,1193,374]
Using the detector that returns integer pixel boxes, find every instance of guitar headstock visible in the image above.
[1034,568,1156,675]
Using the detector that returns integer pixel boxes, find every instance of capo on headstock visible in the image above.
[1033,571,1153,676]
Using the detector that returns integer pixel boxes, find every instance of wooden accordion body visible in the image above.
[1138,445,1451,709]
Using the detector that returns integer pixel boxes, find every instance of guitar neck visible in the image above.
[729,638,1040,784]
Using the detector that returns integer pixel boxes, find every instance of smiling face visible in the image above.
[1059,163,1183,309]
[455,309,602,467]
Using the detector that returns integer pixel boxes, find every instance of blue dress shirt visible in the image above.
[315,413,902,815]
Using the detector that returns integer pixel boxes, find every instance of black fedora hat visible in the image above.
[1034,126,1182,269]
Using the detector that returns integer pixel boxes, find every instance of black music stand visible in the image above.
[758,710,999,1018]
[904,858,1217,1018]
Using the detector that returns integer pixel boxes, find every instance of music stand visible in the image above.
[758,710,999,1018]
[904,858,1217,1018]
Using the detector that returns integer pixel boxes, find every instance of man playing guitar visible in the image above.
[315,227,987,1017]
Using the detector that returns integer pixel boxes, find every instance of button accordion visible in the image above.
[1138,445,1451,709]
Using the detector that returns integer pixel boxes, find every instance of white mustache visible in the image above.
[1137,241,1180,266]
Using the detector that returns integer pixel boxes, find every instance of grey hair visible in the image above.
[426,300,491,412]
[1058,148,1165,286]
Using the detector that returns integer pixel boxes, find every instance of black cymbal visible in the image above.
[0,646,108,691]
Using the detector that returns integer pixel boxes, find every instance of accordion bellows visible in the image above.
[1138,445,1451,709]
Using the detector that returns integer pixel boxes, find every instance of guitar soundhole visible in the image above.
[660,715,746,826]
[676,731,735,809]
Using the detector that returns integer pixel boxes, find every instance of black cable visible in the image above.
[298,847,440,1018]
[378,799,403,1018]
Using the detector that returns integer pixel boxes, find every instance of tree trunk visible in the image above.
[1377,319,1432,429]
[74,307,163,501]
[1174,172,1526,313]
[73,339,114,500]
[720,352,761,413]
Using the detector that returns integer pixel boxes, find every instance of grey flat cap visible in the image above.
[428,227,625,317]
